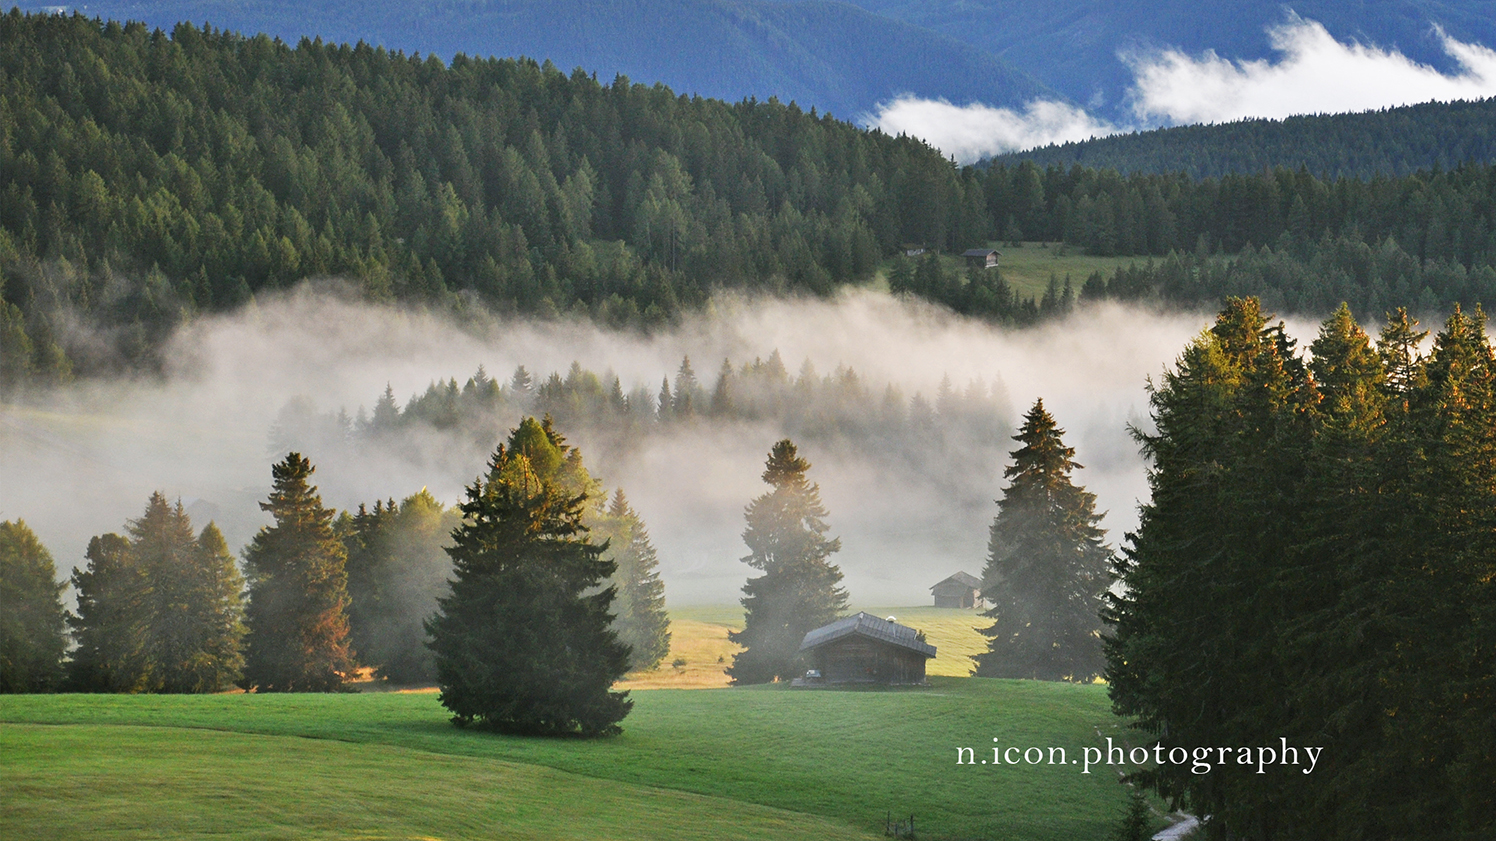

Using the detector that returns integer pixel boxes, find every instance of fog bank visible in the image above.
[2,287,1213,605]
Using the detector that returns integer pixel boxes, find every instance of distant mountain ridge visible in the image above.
[985,97,1496,178]
[840,1,1496,121]
[23,0,1057,120]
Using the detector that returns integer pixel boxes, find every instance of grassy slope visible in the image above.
[1,678,1138,841]
[871,245,1144,303]
[992,243,1144,301]
[2,723,878,841]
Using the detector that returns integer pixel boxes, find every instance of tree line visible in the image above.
[6,11,1496,392]
[0,420,670,698]
[987,97,1496,180]
[1105,299,1495,840]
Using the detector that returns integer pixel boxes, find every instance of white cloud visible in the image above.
[1125,15,1496,125]
[867,16,1496,161]
[867,95,1116,164]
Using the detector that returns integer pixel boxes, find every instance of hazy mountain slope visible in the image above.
[23,0,1056,120]
[986,97,1496,178]
[842,0,1496,118]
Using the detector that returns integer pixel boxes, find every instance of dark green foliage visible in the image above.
[1110,789,1156,841]
[973,399,1110,682]
[66,494,246,693]
[727,439,846,684]
[340,490,460,684]
[0,520,67,692]
[242,454,355,692]
[592,490,671,671]
[427,417,631,736]
[992,98,1496,179]
[1105,298,1496,840]
[6,10,1496,391]
[0,9,963,379]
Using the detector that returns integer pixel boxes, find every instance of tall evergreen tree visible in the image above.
[68,533,147,692]
[427,417,631,735]
[593,489,671,671]
[1104,299,1495,840]
[0,520,67,692]
[341,490,459,684]
[973,399,1111,682]
[727,439,846,684]
[242,454,355,692]
[66,495,245,693]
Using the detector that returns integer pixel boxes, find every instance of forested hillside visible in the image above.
[5,11,1496,394]
[987,98,1496,178]
[8,0,1055,121]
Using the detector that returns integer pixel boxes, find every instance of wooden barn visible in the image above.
[961,248,1000,269]
[797,613,936,685]
[930,571,985,608]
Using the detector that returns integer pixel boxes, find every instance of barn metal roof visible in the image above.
[798,612,937,658]
[930,571,982,590]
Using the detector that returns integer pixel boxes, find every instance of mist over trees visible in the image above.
[728,439,846,685]
[592,490,671,671]
[339,490,460,684]
[241,453,356,692]
[428,417,631,735]
[1105,298,1496,840]
[66,493,245,693]
[0,520,67,693]
[973,399,1110,683]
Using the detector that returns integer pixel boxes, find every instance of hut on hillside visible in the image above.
[796,613,936,685]
[930,571,984,608]
[962,248,1000,269]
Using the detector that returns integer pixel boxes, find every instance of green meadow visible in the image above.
[1,677,1146,841]
[873,244,1146,302]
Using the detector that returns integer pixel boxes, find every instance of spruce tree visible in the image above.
[727,439,846,684]
[427,417,631,735]
[68,533,148,692]
[973,399,1111,682]
[242,454,356,692]
[341,491,459,684]
[0,520,67,692]
[594,489,671,671]
[129,494,247,692]
[66,496,246,693]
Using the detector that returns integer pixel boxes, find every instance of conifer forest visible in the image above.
[2,6,1495,841]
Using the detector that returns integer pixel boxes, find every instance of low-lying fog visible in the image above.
[2,286,1218,606]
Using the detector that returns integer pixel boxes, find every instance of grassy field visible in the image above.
[1,677,1149,841]
[992,243,1147,301]
[871,243,1146,302]
[621,605,989,688]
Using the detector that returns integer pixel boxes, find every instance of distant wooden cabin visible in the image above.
[902,243,928,257]
[962,248,1000,269]
[930,571,984,609]
[797,612,936,685]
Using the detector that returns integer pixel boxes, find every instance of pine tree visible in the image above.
[727,439,846,684]
[68,533,148,692]
[594,489,671,671]
[242,453,356,692]
[0,520,67,692]
[973,399,1111,682]
[341,491,458,684]
[65,496,246,693]
[127,493,247,692]
[427,417,631,735]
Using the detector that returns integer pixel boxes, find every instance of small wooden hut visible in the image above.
[930,571,984,608]
[797,613,936,685]
[961,248,1000,269]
